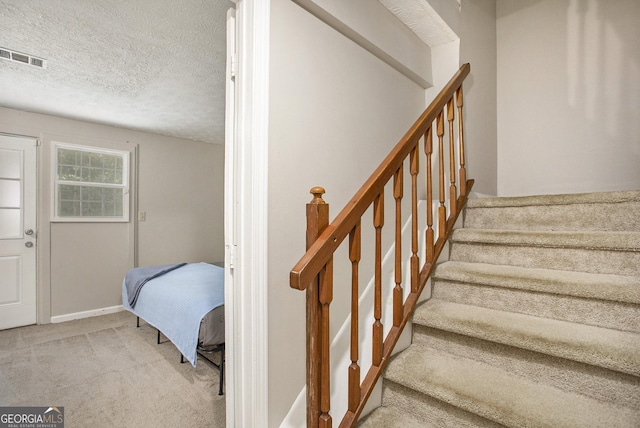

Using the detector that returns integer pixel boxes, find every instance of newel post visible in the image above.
[306,187,329,428]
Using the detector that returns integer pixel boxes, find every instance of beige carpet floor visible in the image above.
[0,311,225,427]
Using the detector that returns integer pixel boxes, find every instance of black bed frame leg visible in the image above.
[134,313,224,395]
[218,345,225,396]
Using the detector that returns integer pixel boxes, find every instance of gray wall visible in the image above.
[136,136,224,266]
[267,0,426,425]
[267,0,500,424]
[460,0,498,196]
[428,0,498,196]
[0,107,224,320]
[497,0,640,196]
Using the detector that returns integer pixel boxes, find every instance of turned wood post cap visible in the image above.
[309,186,326,204]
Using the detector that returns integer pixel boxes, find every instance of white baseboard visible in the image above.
[50,305,124,324]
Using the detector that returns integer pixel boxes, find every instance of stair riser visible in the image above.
[431,279,640,333]
[412,325,640,410]
[450,242,640,276]
[464,202,640,232]
[379,380,502,428]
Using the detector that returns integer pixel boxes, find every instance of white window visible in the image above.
[53,143,129,222]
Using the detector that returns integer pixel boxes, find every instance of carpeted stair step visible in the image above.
[376,344,640,427]
[413,299,640,377]
[357,406,424,428]
[358,403,450,428]
[464,190,640,232]
[358,380,503,428]
[449,229,640,275]
[412,322,640,410]
[413,299,640,413]
[363,190,640,426]
[431,261,640,332]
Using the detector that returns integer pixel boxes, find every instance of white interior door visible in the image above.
[0,134,37,330]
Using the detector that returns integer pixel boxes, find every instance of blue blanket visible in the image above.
[122,262,224,366]
[124,263,187,307]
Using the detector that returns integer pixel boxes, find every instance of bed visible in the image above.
[122,262,225,394]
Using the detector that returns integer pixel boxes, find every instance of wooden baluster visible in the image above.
[348,222,361,413]
[457,86,467,196]
[410,144,419,293]
[372,192,384,367]
[393,167,403,327]
[447,97,457,215]
[425,127,435,263]
[437,110,447,238]
[306,187,328,428]
[289,64,473,428]
[319,257,333,428]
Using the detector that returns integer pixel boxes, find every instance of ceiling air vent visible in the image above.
[29,57,44,68]
[0,47,47,69]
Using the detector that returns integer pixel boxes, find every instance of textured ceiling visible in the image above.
[379,0,458,47]
[0,0,232,144]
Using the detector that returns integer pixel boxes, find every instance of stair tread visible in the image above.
[466,190,640,208]
[414,299,640,376]
[451,228,640,251]
[433,261,640,304]
[358,406,427,428]
[384,344,640,427]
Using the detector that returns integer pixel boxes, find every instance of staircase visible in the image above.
[359,190,640,427]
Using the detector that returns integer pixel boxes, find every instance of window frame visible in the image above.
[51,142,130,222]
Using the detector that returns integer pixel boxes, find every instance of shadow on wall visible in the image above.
[565,0,640,184]
[497,0,640,194]
[566,0,640,139]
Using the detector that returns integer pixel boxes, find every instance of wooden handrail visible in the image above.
[291,63,474,428]
[290,63,470,291]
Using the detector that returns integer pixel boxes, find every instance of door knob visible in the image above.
[25,229,34,236]
[25,241,34,248]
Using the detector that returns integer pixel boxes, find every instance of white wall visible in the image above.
[0,107,224,320]
[497,0,640,196]
[267,0,427,425]
[292,0,432,87]
[459,0,497,196]
[428,0,498,196]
